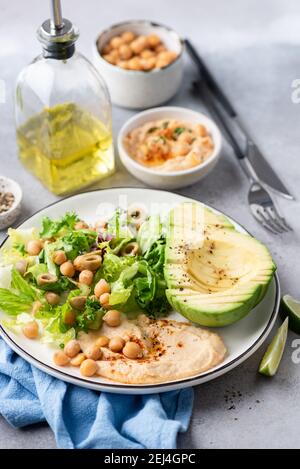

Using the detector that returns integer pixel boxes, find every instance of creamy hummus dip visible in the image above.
[123,119,214,172]
[78,315,226,384]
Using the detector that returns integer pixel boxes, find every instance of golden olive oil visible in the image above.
[16,102,115,195]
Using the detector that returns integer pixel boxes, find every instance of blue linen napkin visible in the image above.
[0,339,193,449]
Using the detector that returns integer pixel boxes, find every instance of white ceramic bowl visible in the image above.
[92,20,184,109]
[118,106,222,189]
[0,176,22,230]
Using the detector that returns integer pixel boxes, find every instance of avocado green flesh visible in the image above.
[165,203,276,327]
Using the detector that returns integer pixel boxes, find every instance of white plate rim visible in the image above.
[0,188,280,394]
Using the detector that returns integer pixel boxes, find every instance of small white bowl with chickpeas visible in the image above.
[93,20,184,109]
[118,106,222,189]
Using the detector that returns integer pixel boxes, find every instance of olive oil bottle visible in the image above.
[15,0,114,195]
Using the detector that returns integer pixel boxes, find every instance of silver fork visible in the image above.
[242,145,292,234]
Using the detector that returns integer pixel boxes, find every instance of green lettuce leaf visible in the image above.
[109,262,139,306]
[56,229,97,261]
[11,268,38,301]
[137,215,162,254]
[39,212,79,238]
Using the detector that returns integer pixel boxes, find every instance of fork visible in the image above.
[241,143,292,234]
[191,80,292,234]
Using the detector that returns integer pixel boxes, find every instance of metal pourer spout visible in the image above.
[50,0,64,31]
[37,0,79,59]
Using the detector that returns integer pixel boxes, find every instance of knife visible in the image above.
[186,39,294,200]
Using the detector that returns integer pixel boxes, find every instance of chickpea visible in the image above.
[22,321,39,339]
[53,250,67,266]
[99,292,110,306]
[117,60,129,70]
[85,344,102,361]
[121,31,135,43]
[103,53,117,65]
[109,336,125,353]
[26,239,42,256]
[80,359,98,377]
[119,44,133,60]
[196,124,208,137]
[45,292,60,306]
[15,259,27,276]
[96,336,109,347]
[94,279,110,298]
[31,300,42,315]
[64,339,81,358]
[140,49,155,59]
[130,36,147,54]
[110,36,123,49]
[155,58,170,69]
[63,310,76,326]
[147,34,161,48]
[127,57,143,71]
[123,341,142,359]
[155,44,166,54]
[60,261,75,277]
[140,58,156,71]
[103,310,121,327]
[160,50,177,62]
[74,220,89,230]
[53,350,70,366]
[79,269,94,286]
[70,352,86,367]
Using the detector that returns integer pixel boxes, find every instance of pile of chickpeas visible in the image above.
[99,31,178,71]
[18,222,143,378]
[53,309,143,378]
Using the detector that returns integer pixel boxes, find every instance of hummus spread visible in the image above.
[78,315,226,384]
[123,119,214,172]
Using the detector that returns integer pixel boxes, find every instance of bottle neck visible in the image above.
[42,41,75,60]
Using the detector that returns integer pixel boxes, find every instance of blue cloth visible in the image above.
[0,339,193,449]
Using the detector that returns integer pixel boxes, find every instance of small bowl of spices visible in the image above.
[0,176,22,230]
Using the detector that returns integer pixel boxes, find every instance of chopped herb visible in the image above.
[173,127,185,136]
[158,136,167,143]
[59,343,64,349]
[162,121,169,129]
[147,126,158,133]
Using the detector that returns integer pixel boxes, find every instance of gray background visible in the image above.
[0,0,300,449]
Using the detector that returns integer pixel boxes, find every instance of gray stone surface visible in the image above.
[0,0,300,449]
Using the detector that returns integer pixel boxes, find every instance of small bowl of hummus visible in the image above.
[118,106,222,189]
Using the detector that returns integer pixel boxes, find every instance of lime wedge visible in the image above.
[259,317,288,376]
[281,294,300,334]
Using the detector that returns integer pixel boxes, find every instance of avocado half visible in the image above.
[164,203,276,327]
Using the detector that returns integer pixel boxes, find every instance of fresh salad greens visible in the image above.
[0,207,171,345]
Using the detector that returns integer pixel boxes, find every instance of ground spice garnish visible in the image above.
[0,191,15,214]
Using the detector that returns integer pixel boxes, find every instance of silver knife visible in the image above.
[186,39,294,200]
[244,139,293,200]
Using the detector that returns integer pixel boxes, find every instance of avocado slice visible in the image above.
[204,207,235,231]
[164,203,276,327]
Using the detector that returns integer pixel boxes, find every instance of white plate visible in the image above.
[0,188,280,394]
